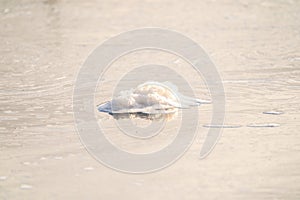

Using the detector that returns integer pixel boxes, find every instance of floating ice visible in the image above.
[97,81,210,115]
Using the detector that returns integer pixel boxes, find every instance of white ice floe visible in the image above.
[97,81,210,115]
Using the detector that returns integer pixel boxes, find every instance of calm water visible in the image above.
[1,0,300,199]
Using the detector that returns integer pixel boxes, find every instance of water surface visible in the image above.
[1,0,300,199]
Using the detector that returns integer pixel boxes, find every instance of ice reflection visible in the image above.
[109,109,179,121]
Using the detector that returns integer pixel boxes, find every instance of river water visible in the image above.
[0,0,300,199]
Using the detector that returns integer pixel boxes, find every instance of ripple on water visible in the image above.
[83,167,94,171]
[263,111,284,115]
[22,162,30,165]
[54,156,63,160]
[203,124,243,128]
[20,184,32,190]
[247,123,280,128]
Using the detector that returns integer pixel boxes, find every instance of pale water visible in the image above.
[1,0,300,199]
